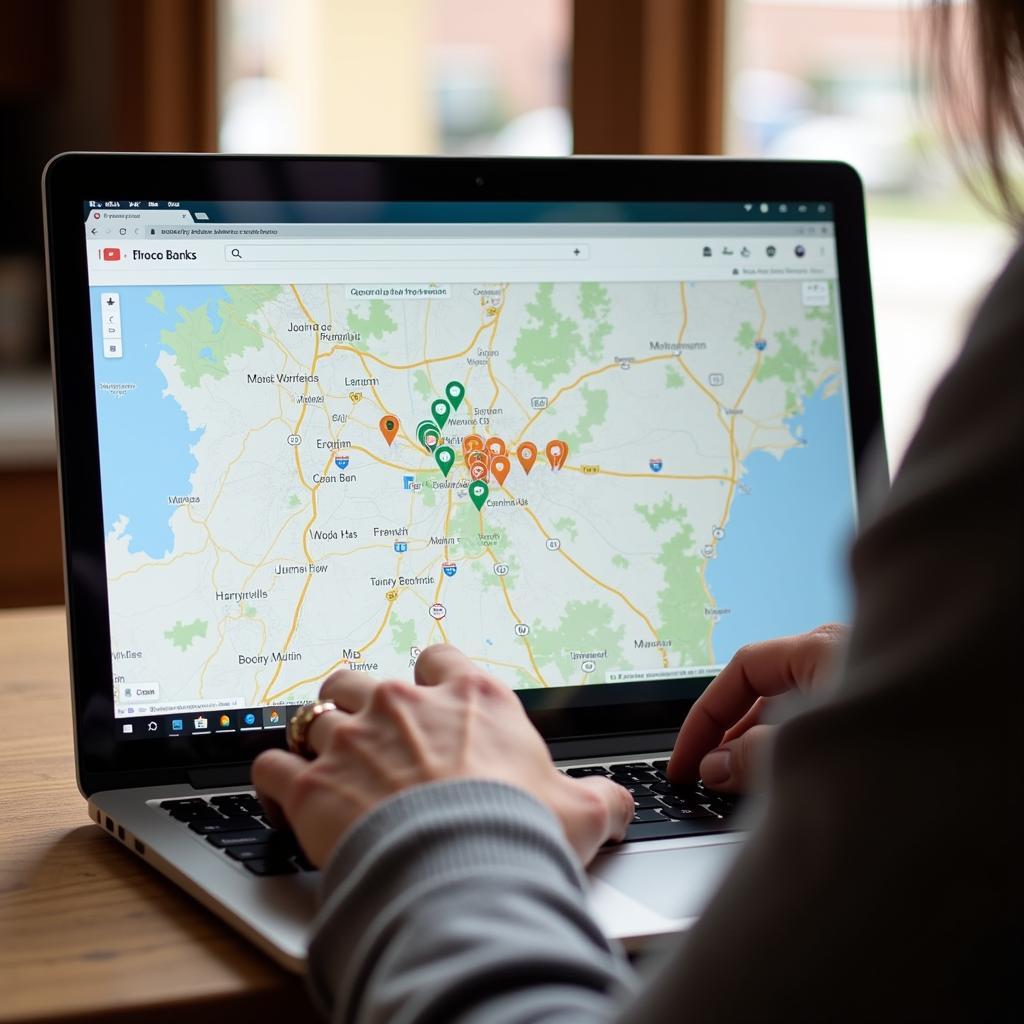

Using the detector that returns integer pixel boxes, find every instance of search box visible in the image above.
[224,242,589,263]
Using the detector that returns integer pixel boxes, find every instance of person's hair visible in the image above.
[928,0,1024,227]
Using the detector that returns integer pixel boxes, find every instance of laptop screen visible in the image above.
[82,200,856,740]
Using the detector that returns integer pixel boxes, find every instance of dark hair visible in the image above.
[929,0,1024,227]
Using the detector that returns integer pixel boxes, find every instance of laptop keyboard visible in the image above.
[158,793,316,876]
[158,761,739,875]
[560,760,741,842]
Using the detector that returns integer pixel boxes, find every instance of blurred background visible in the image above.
[1,0,1013,608]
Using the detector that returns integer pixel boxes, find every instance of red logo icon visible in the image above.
[102,247,121,261]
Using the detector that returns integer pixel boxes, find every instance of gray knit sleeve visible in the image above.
[306,779,636,1024]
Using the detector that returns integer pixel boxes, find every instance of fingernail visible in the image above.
[701,748,731,786]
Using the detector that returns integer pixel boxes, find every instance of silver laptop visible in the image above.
[43,153,882,970]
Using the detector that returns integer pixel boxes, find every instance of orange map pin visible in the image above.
[516,442,537,475]
[545,439,569,470]
[462,433,484,457]
[490,454,511,485]
[379,414,400,446]
[485,436,507,457]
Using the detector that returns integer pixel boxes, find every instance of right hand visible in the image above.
[667,624,846,793]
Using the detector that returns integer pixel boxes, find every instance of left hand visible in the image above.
[252,645,634,867]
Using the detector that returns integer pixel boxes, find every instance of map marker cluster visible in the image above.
[381,379,570,518]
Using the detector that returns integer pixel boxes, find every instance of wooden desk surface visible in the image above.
[0,607,312,1023]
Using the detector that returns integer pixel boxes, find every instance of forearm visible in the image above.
[307,779,636,1024]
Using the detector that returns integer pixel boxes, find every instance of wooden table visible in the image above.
[0,607,314,1023]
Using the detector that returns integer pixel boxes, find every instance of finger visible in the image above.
[570,775,635,860]
[320,667,379,711]
[698,723,775,794]
[252,748,306,822]
[306,704,351,756]
[668,628,840,782]
[413,643,478,688]
[721,696,768,743]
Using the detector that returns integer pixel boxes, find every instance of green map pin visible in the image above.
[469,480,489,511]
[435,445,455,477]
[445,381,465,410]
[417,420,440,451]
[431,398,451,430]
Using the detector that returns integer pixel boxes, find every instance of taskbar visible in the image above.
[117,704,303,740]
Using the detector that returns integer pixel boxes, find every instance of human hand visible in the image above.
[667,624,846,793]
[252,645,634,867]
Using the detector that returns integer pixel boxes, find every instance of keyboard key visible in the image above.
[632,808,666,823]
[243,858,297,876]
[700,789,740,810]
[610,771,658,785]
[660,805,719,821]
[609,762,655,772]
[657,795,700,809]
[633,795,661,809]
[226,845,269,861]
[160,798,208,810]
[651,760,669,772]
[215,802,257,819]
[207,830,274,848]
[653,782,707,798]
[167,806,222,822]
[565,766,611,777]
[616,782,654,796]
[188,816,263,835]
[214,793,262,809]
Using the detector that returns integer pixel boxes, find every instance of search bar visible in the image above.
[224,242,589,263]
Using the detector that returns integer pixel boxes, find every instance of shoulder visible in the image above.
[962,237,1024,352]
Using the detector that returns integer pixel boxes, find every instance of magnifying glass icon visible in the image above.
[230,247,241,259]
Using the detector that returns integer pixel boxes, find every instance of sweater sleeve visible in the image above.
[306,779,636,1024]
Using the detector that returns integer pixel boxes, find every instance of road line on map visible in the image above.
[484,545,548,687]
[514,502,668,668]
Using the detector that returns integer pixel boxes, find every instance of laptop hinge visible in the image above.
[547,730,678,762]
[186,763,252,790]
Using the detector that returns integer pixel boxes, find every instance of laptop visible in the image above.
[43,153,883,970]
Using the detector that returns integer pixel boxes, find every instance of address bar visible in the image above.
[224,242,589,263]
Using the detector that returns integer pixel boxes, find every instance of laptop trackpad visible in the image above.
[591,839,741,919]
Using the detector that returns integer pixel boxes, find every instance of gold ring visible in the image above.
[287,700,339,758]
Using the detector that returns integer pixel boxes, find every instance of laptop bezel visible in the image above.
[43,153,884,796]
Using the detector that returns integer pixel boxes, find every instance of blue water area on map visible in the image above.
[705,381,856,662]
[92,285,228,558]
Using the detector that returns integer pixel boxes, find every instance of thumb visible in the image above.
[556,774,634,863]
[699,724,776,794]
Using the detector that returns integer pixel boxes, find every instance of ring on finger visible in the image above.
[287,700,339,758]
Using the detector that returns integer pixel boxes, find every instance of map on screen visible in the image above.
[93,275,855,714]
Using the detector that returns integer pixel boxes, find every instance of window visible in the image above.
[218,0,572,156]
[725,0,1016,466]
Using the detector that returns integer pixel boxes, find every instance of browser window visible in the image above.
[83,201,856,735]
